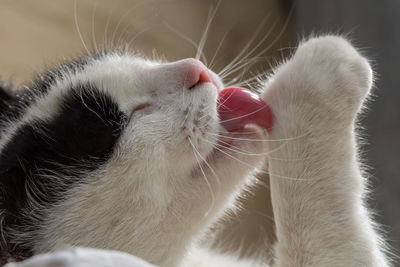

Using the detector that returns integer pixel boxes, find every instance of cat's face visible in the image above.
[57,53,223,175]
[0,52,266,264]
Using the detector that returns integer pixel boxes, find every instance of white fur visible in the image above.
[6,36,391,267]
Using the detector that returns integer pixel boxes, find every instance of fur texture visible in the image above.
[0,36,391,266]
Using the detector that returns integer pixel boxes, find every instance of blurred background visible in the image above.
[0,0,398,264]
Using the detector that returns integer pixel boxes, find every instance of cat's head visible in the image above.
[0,52,266,265]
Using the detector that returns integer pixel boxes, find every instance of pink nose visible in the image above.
[191,69,214,89]
[171,58,216,89]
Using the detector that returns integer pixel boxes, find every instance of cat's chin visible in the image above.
[205,124,266,166]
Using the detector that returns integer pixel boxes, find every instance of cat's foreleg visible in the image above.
[262,36,389,266]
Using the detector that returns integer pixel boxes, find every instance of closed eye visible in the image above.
[129,103,151,120]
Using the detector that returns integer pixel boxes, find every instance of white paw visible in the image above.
[5,247,156,267]
[263,36,373,132]
[295,36,373,106]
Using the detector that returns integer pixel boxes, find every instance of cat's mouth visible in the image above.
[196,87,273,165]
[194,87,272,168]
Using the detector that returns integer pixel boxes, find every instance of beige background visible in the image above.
[0,0,292,83]
[2,0,399,261]
[0,0,293,259]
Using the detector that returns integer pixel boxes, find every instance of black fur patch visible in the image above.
[0,79,16,118]
[0,82,127,263]
[0,57,90,131]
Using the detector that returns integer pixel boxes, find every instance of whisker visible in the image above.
[208,143,258,169]
[126,25,157,49]
[110,1,147,50]
[219,54,265,80]
[74,0,91,55]
[268,155,320,161]
[206,131,309,142]
[220,6,295,86]
[268,172,318,182]
[116,10,155,49]
[231,58,256,87]
[212,140,268,157]
[162,21,208,64]
[224,4,295,81]
[224,60,268,87]
[217,16,269,78]
[202,135,288,157]
[91,1,99,55]
[209,30,229,70]
[188,137,215,218]
[196,0,221,66]
[215,92,235,110]
[209,143,314,182]
[219,47,269,81]
[199,104,269,129]
[102,4,113,52]
[218,16,276,78]
[188,140,221,189]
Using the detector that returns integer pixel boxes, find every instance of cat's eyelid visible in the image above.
[129,103,151,120]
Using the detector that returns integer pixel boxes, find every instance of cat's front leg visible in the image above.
[262,36,389,266]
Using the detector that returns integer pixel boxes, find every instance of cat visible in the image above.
[0,36,392,266]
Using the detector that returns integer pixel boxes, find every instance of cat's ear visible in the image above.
[0,79,15,110]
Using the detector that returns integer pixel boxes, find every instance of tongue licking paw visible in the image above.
[217,87,273,132]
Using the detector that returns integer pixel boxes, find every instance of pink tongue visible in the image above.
[218,87,273,132]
